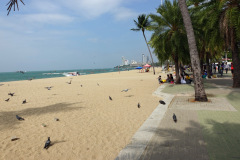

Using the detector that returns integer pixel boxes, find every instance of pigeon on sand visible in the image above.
[16,115,24,120]
[121,89,130,92]
[109,96,112,101]
[173,113,177,123]
[22,99,27,104]
[8,93,14,96]
[138,103,141,108]
[44,137,51,149]
[5,98,10,102]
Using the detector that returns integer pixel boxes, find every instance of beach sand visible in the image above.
[0,68,164,160]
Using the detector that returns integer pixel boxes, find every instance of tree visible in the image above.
[131,14,156,75]
[6,0,25,15]
[202,0,240,88]
[178,0,208,101]
[149,0,189,84]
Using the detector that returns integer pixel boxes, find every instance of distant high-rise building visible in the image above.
[146,56,150,64]
[142,54,147,64]
[122,56,129,65]
[122,56,125,65]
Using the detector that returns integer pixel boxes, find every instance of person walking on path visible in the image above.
[224,62,229,74]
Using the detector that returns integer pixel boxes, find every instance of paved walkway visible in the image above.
[115,74,240,160]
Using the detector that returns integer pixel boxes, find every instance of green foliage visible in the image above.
[148,0,190,64]
[131,14,151,33]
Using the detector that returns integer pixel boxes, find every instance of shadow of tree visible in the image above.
[0,103,83,131]
[139,121,209,160]
[139,119,240,160]
[205,78,233,88]
[201,120,240,160]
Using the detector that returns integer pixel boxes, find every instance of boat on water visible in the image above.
[62,72,80,77]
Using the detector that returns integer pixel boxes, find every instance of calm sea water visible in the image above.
[0,68,130,83]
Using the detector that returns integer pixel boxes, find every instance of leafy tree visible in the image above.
[149,0,189,84]
[131,14,156,75]
[202,0,240,88]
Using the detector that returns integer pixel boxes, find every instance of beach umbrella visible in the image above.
[135,67,143,69]
[143,64,151,68]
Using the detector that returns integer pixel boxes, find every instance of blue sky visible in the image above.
[0,0,161,72]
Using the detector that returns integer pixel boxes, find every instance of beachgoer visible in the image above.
[231,63,234,78]
[224,62,228,74]
[158,76,163,84]
[180,74,186,84]
[169,74,174,83]
[166,74,170,83]
[213,63,216,73]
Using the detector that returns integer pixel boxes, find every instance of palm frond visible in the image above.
[6,0,25,15]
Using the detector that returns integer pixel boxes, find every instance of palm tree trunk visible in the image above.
[142,32,156,75]
[178,0,208,101]
[174,54,181,84]
[231,27,240,88]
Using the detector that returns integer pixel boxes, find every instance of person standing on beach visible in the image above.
[231,63,234,78]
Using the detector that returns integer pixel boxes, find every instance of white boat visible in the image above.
[62,72,79,77]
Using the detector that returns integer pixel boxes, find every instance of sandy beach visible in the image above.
[0,68,164,160]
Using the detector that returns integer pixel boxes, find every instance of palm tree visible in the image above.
[6,0,25,15]
[178,0,208,101]
[202,0,240,88]
[131,14,156,75]
[149,0,189,84]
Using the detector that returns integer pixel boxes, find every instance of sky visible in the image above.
[0,0,162,72]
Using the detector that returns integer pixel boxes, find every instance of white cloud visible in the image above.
[30,0,60,13]
[21,14,74,24]
[112,7,138,21]
[58,0,122,18]
[87,38,99,43]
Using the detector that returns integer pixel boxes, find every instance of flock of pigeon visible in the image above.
[3,83,64,149]
[3,79,178,151]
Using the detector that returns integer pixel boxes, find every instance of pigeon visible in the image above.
[45,86,53,90]
[80,85,83,87]
[11,136,19,141]
[22,99,27,104]
[16,115,24,120]
[8,93,14,96]
[54,118,59,121]
[44,137,51,149]
[97,83,100,86]
[5,98,10,102]
[159,100,166,105]
[173,113,177,123]
[67,80,72,84]
[109,96,112,101]
[121,89,130,92]
[138,103,141,108]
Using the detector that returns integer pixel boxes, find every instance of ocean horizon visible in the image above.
[0,68,132,83]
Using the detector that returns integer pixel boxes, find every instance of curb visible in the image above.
[115,84,174,160]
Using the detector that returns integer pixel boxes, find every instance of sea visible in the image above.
[0,68,131,83]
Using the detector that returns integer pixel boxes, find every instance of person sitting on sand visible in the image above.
[166,74,170,83]
[158,76,164,84]
[185,73,192,84]
[169,74,174,83]
[180,74,186,84]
